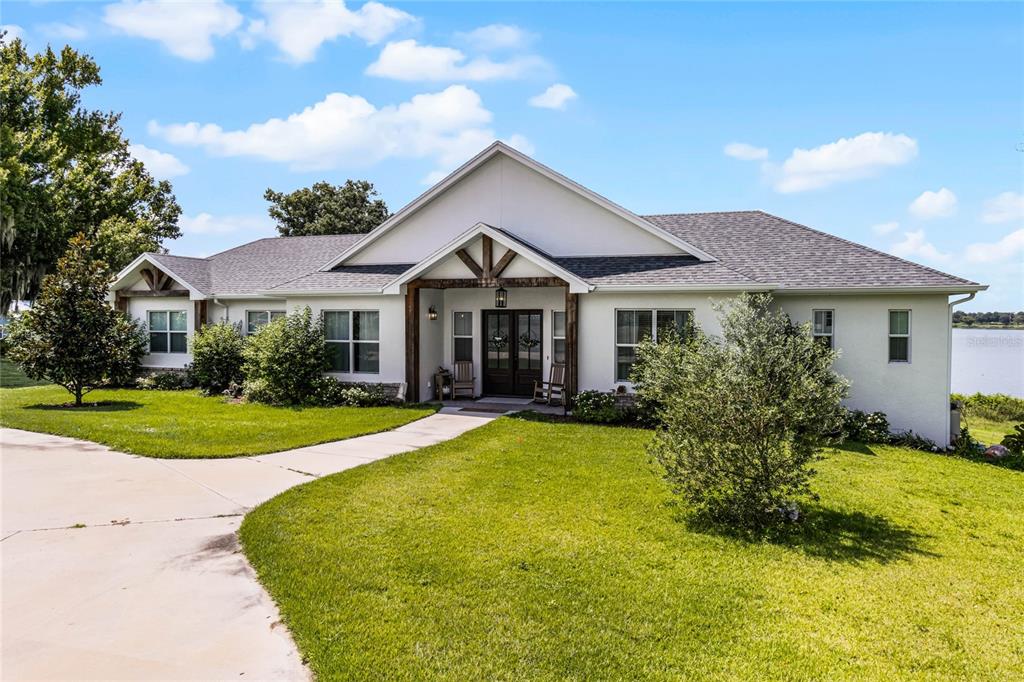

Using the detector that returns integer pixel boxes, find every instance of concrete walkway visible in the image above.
[0,412,492,680]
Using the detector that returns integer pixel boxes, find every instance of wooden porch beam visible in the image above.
[565,288,579,402]
[405,282,420,402]
[481,235,493,280]
[491,249,518,278]
[194,300,208,331]
[140,267,156,290]
[413,276,566,290]
[455,249,483,279]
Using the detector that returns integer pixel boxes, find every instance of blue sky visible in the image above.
[5,1,1022,310]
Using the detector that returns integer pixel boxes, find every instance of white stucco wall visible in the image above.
[348,155,683,264]
[208,298,288,332]
[777,293,952,446]
[126,296,194,369]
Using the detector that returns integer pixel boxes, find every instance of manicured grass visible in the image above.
[0,385,435,458]
[242,417,1024,681]
[967,416,1016,446]
[0,357,48,388]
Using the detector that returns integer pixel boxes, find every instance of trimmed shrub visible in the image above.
[572,390,622,423]
[190,322,245,394]
[646,293,849,531]
[136,371,194,391]
[842,410,891,443]
[242,307,327,405]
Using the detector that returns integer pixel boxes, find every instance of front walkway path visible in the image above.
[0,412,492,680]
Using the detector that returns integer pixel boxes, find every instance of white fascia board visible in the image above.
[110,253,205,300]
[773,285,989,296]
[252,288,386,297]
[321,142,717,270]
[382,222,593,295]
[592,283,776,293]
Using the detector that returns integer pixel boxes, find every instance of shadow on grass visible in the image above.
[835,440,878,456]
[25,400,142,412]
[688,505,938,565]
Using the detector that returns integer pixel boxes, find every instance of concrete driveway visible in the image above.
[0,412,491,680]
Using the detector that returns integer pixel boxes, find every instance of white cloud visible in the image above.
[366,39,544,81]
[889,229,951,264]
[129,143,189,179]
[39,22,87,40]
[103,0,242,61]
[150,85,527,178]
[457,24,532,51]
[528,83,577,111]
[723,142,768,161]
[908,187,957,219]
[250,0,415,63]
[2,24,25,41]
[179,213,271,236]
[965,229,1024,264]
[872,221,900,235]
[981,191,1024,224]
[768,132,918,193]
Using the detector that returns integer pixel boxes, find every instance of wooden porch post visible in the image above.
[405,282,421,402]
[193,300,208,331]
[565,288,579,403]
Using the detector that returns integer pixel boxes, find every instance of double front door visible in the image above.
[482,309,542,396]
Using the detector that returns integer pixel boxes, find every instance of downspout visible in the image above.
[947,292,976,446]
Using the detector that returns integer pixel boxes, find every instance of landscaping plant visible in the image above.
[242,307,327,405]
[189,321,245,394]
[5,236,146,405]
[640,293,849,530]
[572,389,623,423]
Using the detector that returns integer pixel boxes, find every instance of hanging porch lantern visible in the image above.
[494,286,508,308]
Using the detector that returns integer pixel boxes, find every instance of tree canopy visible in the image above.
[6,235,147,405]
[1,34,181,312]
[264,180,390,237]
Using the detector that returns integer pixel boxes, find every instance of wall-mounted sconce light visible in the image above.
[494,286,508,308]
[427,305,438,321]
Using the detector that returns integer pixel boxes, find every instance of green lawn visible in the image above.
[0,357,48,388]
[242,417,1023,681]
[966,416,1017,446]
[0,385,435,458]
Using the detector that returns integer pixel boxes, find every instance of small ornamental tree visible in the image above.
[189,321,246,394]
[636,293,849,530]
[6,236,146,405]
[241,307,327,405]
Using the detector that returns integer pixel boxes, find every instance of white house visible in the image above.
[110,142,985,447]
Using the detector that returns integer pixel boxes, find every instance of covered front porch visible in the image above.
[394,227,586,403]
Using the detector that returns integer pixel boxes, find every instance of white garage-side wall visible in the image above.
[126,296,194,369]
[207,298,288,332]
[777,293,952,447]
[284,295,405,386]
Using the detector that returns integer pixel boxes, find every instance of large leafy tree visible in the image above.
[0,35,181,312]
[6,236,147,405]
[634,293,849,531]
[264,180,390,237]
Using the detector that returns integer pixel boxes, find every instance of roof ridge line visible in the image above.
[754,210,978,286]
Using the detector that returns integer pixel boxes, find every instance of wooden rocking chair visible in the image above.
[452,360,475,399]
[533,363,566,405]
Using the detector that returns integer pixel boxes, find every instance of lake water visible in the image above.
[951,328,1024,397]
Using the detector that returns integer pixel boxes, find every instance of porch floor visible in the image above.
[437,397,565,417]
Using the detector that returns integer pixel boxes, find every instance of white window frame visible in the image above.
[888,309,911,363]
[147,309,188,354]
[552,310,566,365]
[614,308,693,383]
[452,311,473,364]
[812,309,835,349]
[323,310,380,375]
[245,309,286,335]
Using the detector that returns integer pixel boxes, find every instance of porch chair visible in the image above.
[452,360,475,399]
[533,363,566,406]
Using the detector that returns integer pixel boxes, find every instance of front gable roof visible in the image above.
[321,142,717,269]
[382,223,593,294]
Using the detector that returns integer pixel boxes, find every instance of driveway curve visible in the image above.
[1,412,492,680]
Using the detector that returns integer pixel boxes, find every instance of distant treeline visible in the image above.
[953,311,1024,328]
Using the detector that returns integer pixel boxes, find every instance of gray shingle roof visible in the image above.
[146,211,980,295]
[554,256,760,286]
[644,211,979,290]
